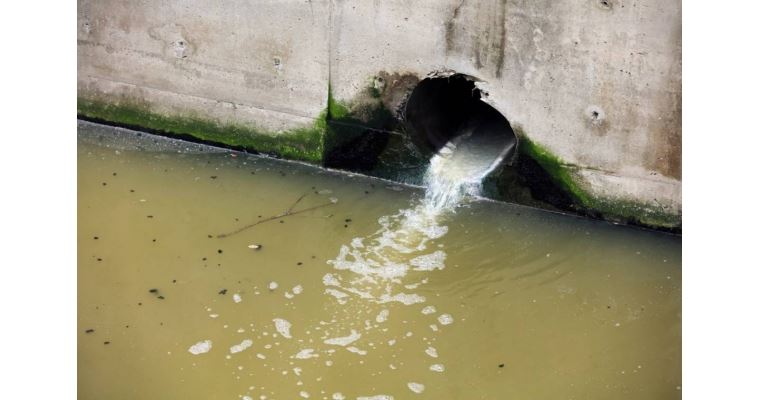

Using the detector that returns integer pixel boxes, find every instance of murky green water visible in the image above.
[78,121,681,400]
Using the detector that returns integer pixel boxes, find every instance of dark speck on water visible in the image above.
[112,172,117,176]
[85,329,95,334]
[345,218,352,223]
[210,176,217,179]
[102,182,107,186]
[152,238,156,242]
[172,279,176,283]
[157,295,165,300]
[217,249,223,254]
[104,341,110,345]
[499,363,505,368]
[149,289,158,293]
[147,215,154,218]
[218,289,228,295]
[129,189,135,192]
[297,262,303,266]
[93,236,99,240]
[97,258,102,262]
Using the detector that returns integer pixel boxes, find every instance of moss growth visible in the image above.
[77,97,325,164]
[516,133,591,206]
[327,86,350,120]
[513,128,681,230]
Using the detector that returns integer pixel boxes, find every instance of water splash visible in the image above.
[424,134,516,213]
[326,135,513,302]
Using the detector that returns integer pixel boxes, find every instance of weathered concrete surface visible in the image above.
[78,0,330,133]
[329,0,682,226]
[77,0,682,228]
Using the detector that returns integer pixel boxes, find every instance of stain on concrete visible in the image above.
[445,0,508,78]
[374,71,420,117]
[584,105,610,135]
[148,23,194,60]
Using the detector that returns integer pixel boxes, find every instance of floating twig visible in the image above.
[216,192,334,238]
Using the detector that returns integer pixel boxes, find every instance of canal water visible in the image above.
[78,121,681,399]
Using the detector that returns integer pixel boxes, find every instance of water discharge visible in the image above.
[326,133,509,317]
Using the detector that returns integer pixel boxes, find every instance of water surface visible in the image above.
[78,121,681,399]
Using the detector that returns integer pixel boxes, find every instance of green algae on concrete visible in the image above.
[516,133,592,206]
[514,128,680,230]
[77,97,325,164]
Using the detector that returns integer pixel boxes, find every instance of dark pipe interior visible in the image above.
[405,74,517,162]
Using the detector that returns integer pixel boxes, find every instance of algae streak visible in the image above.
[77,98,325,164]
[516,132,681,230]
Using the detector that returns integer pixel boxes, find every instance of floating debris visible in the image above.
[229,339,253,354]
[273,318,292,338]
[421,305,436,315]
[407,382,425,394]
[294,348,318,359]
[188,340,212,355]
[248,244,262,250]
[324,330,361,346]
[437,313,454,325]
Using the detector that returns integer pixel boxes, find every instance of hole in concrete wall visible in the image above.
[404,74,517,163]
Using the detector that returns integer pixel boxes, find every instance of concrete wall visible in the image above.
[78,0,330,133]
[78,0,681,229]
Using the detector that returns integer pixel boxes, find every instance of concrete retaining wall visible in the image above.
[78,0,682,229]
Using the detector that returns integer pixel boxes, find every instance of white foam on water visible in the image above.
[230,339,253,354]
[268,281,278,290]
[425,346,438,358]
[323,329,361,346]
[233,293,242,303]
[375,309,389,323]
[437,314,454,325]
[410,251,447,271]
[188,340,212,355]
[322,273,341,286]
[346,346,367,355]
[299,391,310,398]
[430,363,445,372]
[421,305,436,315]
[407,382,425,394]
[294,349,318,359]
[292,285,303,295]
[331,393,345,400]
[377,292,426,305]
[273,318,292,339]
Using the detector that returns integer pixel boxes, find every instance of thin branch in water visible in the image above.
[216,192,334,239]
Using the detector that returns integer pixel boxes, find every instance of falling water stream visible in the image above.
[78,121,681,400]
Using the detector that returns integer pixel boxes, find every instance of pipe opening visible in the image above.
[404,74,517,169]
